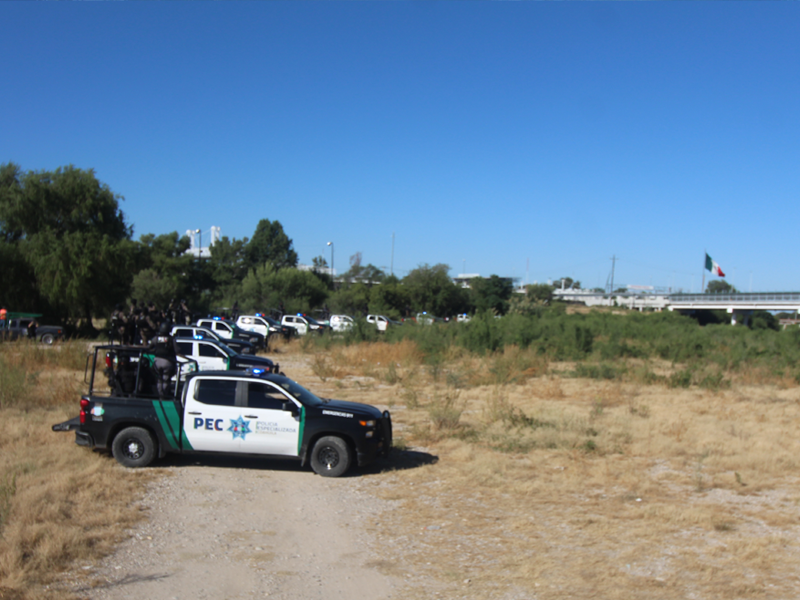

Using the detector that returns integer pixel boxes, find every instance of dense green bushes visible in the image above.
[313,309,800,379]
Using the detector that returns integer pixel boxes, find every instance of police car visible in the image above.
[236,314,294,340]
[196,317,266,349]
[52,347,392,477]
[172,324,255,355]
[174,337,281,374]
[280,314,331,336]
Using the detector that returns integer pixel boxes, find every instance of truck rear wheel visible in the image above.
[112,427,156,468]
[40,333,55,345]
[310,436,351,477]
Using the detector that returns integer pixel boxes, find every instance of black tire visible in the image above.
[40,333,55,345]
[310,436,352,477]
[112,427,156,468]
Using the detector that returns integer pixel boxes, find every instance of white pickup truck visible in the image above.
[366,314,399,332]
[281,314,331,336]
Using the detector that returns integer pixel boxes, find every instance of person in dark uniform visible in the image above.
[126,300,138,345]
[111,304,127,344]
[232,301,240,322]
[27,318,38,340]
[149,322,186,398]
[179,299,191,325]
[138,306,157,346]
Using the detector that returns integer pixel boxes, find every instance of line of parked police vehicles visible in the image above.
[51,312,405,478]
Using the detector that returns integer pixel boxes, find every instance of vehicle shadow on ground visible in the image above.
[155,448,437,478]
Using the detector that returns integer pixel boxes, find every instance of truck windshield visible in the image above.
[277,378,324,407]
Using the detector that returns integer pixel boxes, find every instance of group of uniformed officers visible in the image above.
[109,298,189,398]
[110,298,191,346]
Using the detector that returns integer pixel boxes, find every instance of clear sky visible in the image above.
[2,2,798,292]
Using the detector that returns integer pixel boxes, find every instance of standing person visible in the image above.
[232,301,240,322]
[111,304,127,344]
[0,306,7,328]
[179,299,190,325]
[27,318,38,340]
[138,306,156,346]
[149,322,186,399]
[125,300,138,345]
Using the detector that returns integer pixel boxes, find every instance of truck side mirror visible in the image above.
[282,401,297,414]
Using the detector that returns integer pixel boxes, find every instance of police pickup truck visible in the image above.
[52,345,392,477]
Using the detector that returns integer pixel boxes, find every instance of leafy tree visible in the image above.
[368,274,409,319]
[239,265,328,315]
[508,283,554,316]
[341,263,386,286]
[208,235,249,300]
[0,163,135,323]
[328,283,371,316]
[750,311,779,331]
[245,219,298,271]
[706,280,737,293]
[311,255,329,271]
[0,239,40,311]
[402,264,469,317]
[131,232,196,307]
[130,268,180,309]
[470,275,514,315]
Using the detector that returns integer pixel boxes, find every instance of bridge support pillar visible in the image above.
[728,308,753,326]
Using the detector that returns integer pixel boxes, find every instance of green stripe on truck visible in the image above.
[152,401,178,450]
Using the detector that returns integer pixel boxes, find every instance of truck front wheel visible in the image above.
[310,436,351,477]
[112,427,156,468]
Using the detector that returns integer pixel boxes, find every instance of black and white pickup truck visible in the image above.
[52,345,392,477]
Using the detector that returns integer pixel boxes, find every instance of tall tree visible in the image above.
[208,235,250,302]
[245,219,298,271]
[239,264,328,315]
[402,264,469,317]
[470,275,514,315]
[0,163,135,323]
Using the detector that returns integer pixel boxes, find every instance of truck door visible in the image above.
[184,378,242,452]
[212,321,233,339]
[197,341,228,371]
[239,381,301,457]
[252,317,269,337]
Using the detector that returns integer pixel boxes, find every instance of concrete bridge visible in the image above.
[550,289,800,325]
[666,292,800,324]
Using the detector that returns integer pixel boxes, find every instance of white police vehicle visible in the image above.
[281,314,331,336]
[172,324,255,355]
[329,314,354,333]
[196,317,265,349]
[53,352,392,477]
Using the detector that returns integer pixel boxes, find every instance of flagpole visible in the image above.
[701,250,706,293]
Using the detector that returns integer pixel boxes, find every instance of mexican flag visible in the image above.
[705,253,725,277]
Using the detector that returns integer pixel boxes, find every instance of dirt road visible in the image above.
[77,455,402,600]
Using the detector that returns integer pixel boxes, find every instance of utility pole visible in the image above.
[526,257,529,286]
[609,255,616,295]
[390,232,394,276]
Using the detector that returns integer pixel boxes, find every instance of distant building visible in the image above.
[452,274,519,289]
[185,226,221,258]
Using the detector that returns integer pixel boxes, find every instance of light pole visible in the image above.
[327,241,334,288]
[195,229,201,259]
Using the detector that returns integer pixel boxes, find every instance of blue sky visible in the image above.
[2,2,798,292]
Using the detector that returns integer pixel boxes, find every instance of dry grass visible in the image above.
[294,346,800,600]
[6,338,800,599]
[0,344,155,600]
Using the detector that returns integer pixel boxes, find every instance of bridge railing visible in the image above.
[669,292,800,303]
